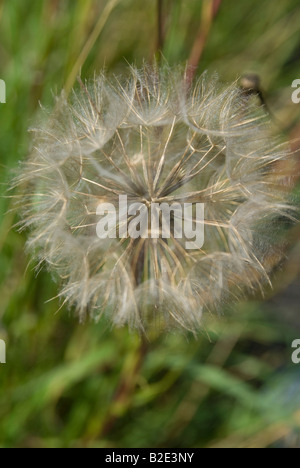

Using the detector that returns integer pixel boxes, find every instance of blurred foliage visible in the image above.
[0,0,300,448]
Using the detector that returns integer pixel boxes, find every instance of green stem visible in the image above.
[64,0,120,94]
[98,335,148,439]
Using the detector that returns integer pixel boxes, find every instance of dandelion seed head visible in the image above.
[15,65,295,333]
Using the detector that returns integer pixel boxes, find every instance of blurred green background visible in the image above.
[1,0,300,448]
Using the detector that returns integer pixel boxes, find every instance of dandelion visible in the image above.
[14,65,295,333]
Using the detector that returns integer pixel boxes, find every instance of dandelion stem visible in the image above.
[186,0,222,88]
[98,335,148,439]
[157,0,165,54]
